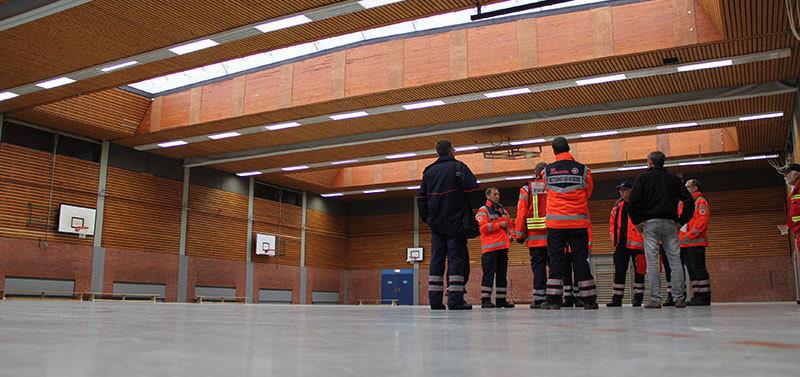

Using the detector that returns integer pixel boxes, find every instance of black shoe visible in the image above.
[430,303,446,310]
[448,302,473,310]
[541,302,562,310]
[496,299,515,308]
[606,296,623,307]
[632,301,642,307]
[687,298,710,306]
[530,301,543,309]
[632,293,644,307]
[561,297,575,307]
[663,294,675,307]
[481,301,496,308]
[583,301,599,310]
[574,299,584,307]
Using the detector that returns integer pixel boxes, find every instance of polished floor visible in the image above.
[0,301,798,377]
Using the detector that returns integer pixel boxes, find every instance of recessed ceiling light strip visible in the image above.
[135,49,790,150]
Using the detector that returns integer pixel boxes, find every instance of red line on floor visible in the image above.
[732,340,800,349]
[651,332,698,338]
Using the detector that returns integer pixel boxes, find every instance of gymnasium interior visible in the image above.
[1,0,799,376]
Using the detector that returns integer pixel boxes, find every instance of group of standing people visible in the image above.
[418,137,797,311]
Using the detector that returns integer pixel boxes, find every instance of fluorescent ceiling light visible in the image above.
[484,87,531,98]
[510,138,546,146]
[255,15,312,33]
[265,122,301,131]
[739,112,784,121]
[169,39,219,55]
[476,180,482,184]
[505,175,533,181]
[36,77,75,89]
[617,165,647,171]
[158,140,188,148]
[208,132,241,140]
[678,161,712,166]
[321,193,344,197]
[358,0,403,9]
[363,189,387,194]
[402,100,446,110]
[386,152,417,159]
[282,165,309,171]
[455,145,480,152]
[362,21,415,39]
[331,159,359,165]
[656,122,698,130]
[406,186,421,190]
[581,130,619,138]
[237,171,262,177]
[316,32,365,50]
[329,111,369,120]
[100,61,138,72]
[575,74,627,86]
[743,154,779,160]
[0,92,19,101]
[677,59,733,72]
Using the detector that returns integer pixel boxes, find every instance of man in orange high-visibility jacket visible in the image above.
[783,164,800,305]
[476,187,515,308]
[679,179,712,306]
[514,162,549,308]
[563,221,593,307]
[606,181,647,307]
[541,137,598,310]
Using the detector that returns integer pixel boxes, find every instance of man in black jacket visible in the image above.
[629,151,695,308]
[417,140,482,310]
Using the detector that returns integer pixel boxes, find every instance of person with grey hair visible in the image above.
[629,151,695,308]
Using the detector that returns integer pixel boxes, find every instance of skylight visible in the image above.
[127,0,612,94]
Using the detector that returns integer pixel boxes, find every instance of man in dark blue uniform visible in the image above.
[417,140,481,310]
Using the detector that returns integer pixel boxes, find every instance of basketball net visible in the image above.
[73,226,89,239]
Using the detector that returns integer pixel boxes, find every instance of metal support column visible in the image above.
[178,167,190,303]
[245,178,255,303]
[413,196,420,306]
[90,141,110,293]
[299,191,308,304]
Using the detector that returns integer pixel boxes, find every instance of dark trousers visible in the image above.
[546,228,596,304]
[683,246,711,301]
[612,247,645,299]
[529,247,548,303]
[429,232,469,305]
[661,247,686,296]
[563,253,575,300]
[481,249,509,302]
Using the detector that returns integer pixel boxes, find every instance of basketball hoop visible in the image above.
[73,226,89,239]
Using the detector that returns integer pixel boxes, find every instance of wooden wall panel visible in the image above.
[346,213,413,269]
[0,143,98,245]
[305,209,348,269]
[185,185,248,261]
[252,197,302,266]
[103,167,182,254]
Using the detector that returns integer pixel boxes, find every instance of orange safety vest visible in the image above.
[789,182,800,237]
[679,191,709,248]
[543,152,593,229]
[609,200,644,251]
[476,200,513,254]
[513,178,548,247]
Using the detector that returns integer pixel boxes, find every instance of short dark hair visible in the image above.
[533,162,547,176]
[648,151,666,168]
[552,137,570,154]
[435,140,454,156]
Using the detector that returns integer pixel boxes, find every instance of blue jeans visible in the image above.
[643,219,685,301]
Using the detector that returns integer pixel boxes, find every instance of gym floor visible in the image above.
[0,301,798,377]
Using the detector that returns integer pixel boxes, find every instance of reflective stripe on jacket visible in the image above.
[543,152,593,229]
[476,200,512,254]
[514,179,548,247]
[679,192,709,247]
[609,200,644,250]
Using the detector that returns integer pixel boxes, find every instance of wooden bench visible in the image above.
[194,295,247,304]
[357,299,398,306]
[79,292,160,303]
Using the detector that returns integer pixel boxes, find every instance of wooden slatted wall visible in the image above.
[0,143,98,244]
[347,213,414,269]
[186,185,248,261]
[252,198,302,266]
[305,209,348,269]
[102,167,182,254]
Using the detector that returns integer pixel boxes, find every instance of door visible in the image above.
[381,270,415,305]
